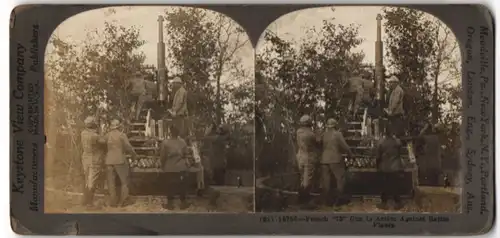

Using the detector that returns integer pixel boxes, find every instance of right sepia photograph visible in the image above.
[255,6,462,213]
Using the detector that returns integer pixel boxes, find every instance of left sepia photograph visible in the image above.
[44,6,255,213]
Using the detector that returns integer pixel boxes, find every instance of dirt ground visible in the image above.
[44,175,253,213]
[45,188,253,213]
[277,187,460,213]
[255,185,461,213]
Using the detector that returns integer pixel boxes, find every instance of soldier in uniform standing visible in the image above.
[104,119,138,207]
[159,126,220,210]
[375,127,405,210]
[346,74,364,119]
[385,76,405,138]
[296,115,320,208]
[159,125,193,210]
[129,72,147,121]
[80,116,106,207]
[319,118,353,206]
[169,77,189,140]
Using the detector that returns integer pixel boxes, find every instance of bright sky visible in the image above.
[47,6,255,88]
[257,6,387,66]
[47,5,461,113]
[49,6,460,81]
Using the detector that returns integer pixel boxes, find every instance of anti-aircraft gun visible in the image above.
[341,14,421,198]
[125,16,205,196]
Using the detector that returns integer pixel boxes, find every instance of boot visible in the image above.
[162,202,175,210]
[376,202,389,210]
[162,197,175,210]
[119,185,133,207]
[393,196,404,210]
[179,199,190,210]
[299,189,315,210]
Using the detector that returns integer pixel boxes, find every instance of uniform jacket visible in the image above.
[388,85,404,116]
[296,127,320,164]
[375,136,403,172]
[320,129,351,164]
[348,76,364,93]
[172,86,188,116]
[81,128,105,165]
[104,129,137,165]
[159,137,191,172]
[129,77,145,97]
[362,79,375,101]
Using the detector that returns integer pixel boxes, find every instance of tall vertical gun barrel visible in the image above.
[374,13,384,138]
[374,14,384,102]
[157,15,166,101]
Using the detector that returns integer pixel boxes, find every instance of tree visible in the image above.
[164,8,254,171]
[163,8,251,130]
[383,7,436,134]
[383,7,462,172]
[45,20,145,184]
[256,9,364,174]
[429,19,460,125]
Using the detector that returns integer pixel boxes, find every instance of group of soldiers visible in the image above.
[80,117,137,208]
[79,73,230,210]
[295,73,408,210]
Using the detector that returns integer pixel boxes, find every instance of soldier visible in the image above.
[375,127,404,210]
[361,71,375,105]
[104,119,138,207]
[143,75,158,109]
[296,115,320,208]
[320,118,353,206]
[159,125,193,210]
[80,116,106,207]
[160,125,221,210]
[129,72,146,121]
[169,77,189,139]
[346,75,364,119]
[385,76,405,138]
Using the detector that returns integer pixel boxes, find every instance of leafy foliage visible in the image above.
[46,20,146,183]
[383,7,462,169]
[46,8,255,183]
[164,8,254,169]
[164,7,253,129]
[383,7,436,134]
[256,7,462,175]
[47,21,146,129]
[256,9,365,174]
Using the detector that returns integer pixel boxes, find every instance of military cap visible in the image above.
[387,75,399,83]
[171,76,182,84]
[109,119,122,129]
[299,115,312,125]
[325,118,338,128]
[84,116,95,127]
